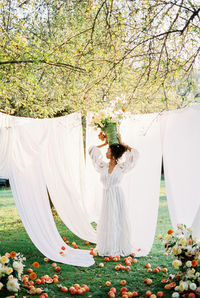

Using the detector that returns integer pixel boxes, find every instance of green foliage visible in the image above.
[0,0,199,117]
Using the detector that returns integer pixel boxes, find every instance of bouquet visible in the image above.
[0,251,25,293]
[90,110,125,145]
[162,224,200,297]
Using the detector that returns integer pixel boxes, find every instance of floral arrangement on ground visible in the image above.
[0,251,25,293]
[160,224,200,297]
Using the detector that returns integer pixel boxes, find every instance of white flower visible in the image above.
[190,283,197,290]
[177,248,182,254]
[174,230,182,236]
[8,274,14,280]
[0,282,3,290]
[172,293,180,298]
[190,282,197,290]
[169,274,175,279]
[187,268,195,276]
[186,261,192,267]
[196,272,200,277]
[172,260,182,268]
[180,237,187,245]
[179,281,188,291]
[0,256,9,264]
[6,278,20,292]
[13,261,21,271]
[177,224,184,230]
[175,286,180,291]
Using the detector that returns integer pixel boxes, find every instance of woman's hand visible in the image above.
[126,145,132,151]
[98,131,107,142]
[97,131,108,148]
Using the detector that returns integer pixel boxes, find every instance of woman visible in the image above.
[88,131,139,257]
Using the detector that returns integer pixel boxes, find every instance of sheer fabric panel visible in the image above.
[160,105,200,231]
[0,112,95,267]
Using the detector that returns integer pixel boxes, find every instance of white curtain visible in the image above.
[39,114,96,243]
[160,104,200,232]
[0,112,95,267]
[86,113,162,256]
[2,103,200,262]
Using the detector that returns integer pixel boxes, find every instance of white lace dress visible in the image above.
[89,146,139,257]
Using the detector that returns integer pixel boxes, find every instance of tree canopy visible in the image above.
[0,0,200,117]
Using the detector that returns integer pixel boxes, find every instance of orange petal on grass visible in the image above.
[161,279,169,284]
[164,284,172,290]
[169,282,176,288]
[10,251,17,258]
[32,262,40,268]
[29,272,37,280]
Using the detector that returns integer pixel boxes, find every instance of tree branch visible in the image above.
[0,60,86,72]
[180,7,200,34]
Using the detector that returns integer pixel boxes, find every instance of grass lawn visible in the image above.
[0,176,177,297]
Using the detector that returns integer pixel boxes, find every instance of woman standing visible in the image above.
[89,131,139,257]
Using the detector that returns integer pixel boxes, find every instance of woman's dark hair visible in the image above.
[110,144,127,162]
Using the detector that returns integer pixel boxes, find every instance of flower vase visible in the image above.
[102,122,119,145]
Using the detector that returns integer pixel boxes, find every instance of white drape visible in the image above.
[86,113,162,256]
[160,104,200,232]
[2,103,200,262]
[0,112,95,267]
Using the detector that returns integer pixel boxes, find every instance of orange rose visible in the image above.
[167,229,173,235]
[32,262,39,268]
[192,259,198,267]
[10,251,17,258]
[30,272,37,280]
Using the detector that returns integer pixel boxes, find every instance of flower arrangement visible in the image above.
[0,251,25,293]
[90,110,124,130]
[90,110,125,145]
[162,224,200,297]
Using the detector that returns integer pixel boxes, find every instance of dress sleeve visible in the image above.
[119,148,139,173]
[88,146,107,173]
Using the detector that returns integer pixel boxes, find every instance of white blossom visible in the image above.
[189,283,197,290]
[6,278,20,292]
[172,293,180,298]
[186,261,192,267]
